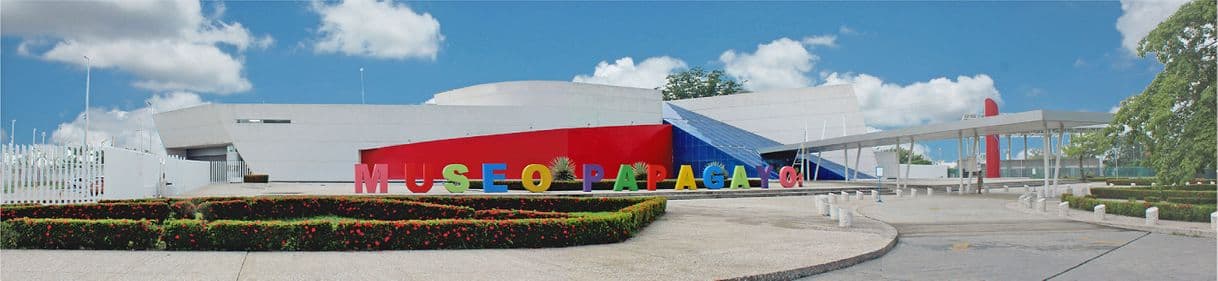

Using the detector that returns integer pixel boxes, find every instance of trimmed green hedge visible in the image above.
[196,197,474,221]
[468,179,765,191]
[1,218,160,250]
[0,196,667,251]
[1062,194,1216,222]
[1089,187,1216,203]
[0,202,170,221]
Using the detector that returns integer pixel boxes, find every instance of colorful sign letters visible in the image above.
[354,162,803,194]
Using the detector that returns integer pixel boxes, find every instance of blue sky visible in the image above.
[0,0,1189,161]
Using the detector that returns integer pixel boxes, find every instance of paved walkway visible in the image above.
[1,196,896,281]
[805,193,1217,280]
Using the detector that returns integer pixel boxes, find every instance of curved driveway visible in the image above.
[807,194,1217,280]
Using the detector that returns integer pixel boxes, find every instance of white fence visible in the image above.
[1,144,212,204]
[1,145,104,204]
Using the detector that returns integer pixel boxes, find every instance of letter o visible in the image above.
[779,166,799,188]
[522,164,552,193]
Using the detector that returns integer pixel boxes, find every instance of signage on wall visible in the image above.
[354,163,808,193]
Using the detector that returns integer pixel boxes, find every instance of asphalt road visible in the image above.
[804,195,1217,280]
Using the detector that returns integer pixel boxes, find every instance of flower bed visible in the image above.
[0,195,666,251]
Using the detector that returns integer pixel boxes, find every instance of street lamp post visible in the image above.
[8,119,14,145]
[360,67,366,104]
[84,55,91,147]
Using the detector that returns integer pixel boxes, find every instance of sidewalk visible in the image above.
[1002,195,1217,238]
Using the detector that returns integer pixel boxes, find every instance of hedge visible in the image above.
[196,197,475,221]
[0,196,667,251]
[1089,188,1216,202]
[1,218,160,250]
[468,179,765,191]
[1062,194,1216,222]
[0,202,170,222]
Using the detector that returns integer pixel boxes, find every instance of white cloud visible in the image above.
[312,0,443,60]
[720,37,817,91]
[1073,58,1087,68]
[51,92,207,153]
[838,25,858,35]
[822,72,1002,128]
[1116,0,1189,53]
[571,56,687,89]
[40,40,251,94]
[801,35,837,47]
[1,0,268,94]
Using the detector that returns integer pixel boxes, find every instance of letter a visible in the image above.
[675,165,697,190]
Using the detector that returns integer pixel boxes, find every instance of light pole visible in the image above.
[8,119,14,145]
[41,132,45,145]
[31,128,36,145]
[359,67,366,104]
[83,55,91,147]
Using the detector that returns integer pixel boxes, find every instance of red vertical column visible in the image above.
[984,98,1001,178]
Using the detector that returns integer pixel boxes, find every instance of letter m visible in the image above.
[354,164,389,193]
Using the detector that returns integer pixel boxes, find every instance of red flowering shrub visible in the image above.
[1,202,170,221]
[473,209,570,219]
[0,218,159,250]
[196,197,474,221]
[1,196,667,250]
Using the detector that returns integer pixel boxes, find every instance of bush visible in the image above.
[170,201,197,219]
[196,197,474,221]
[0,218,160,250]
[244,174,269,183]
[631,162,649,180]
[0,202,170,221]
[1090,188,1216,201]
[2,196,667,251]
[474,209,570,219]
[1062,194,1216,222]
[549,157,576,181]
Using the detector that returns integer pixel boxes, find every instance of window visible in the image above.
[236,119,291,124]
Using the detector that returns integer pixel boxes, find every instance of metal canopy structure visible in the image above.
[758,110,1114,192]
[758,110,1112,155]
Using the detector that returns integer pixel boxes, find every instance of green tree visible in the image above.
[1108,0,1216,184]
[658,67,745,101]
[893,147,932,165]
[1063,132,1111,179]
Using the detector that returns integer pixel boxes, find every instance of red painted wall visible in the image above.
[359,125,673,180]
[985,98,1001,178]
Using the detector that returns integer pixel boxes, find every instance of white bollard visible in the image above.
[895,189,903,198]
[1094,204,1106,220]
[814,195,825,215]
[820,196,831,216]
[838,207,853,227]
[855,190,863,200]
[829,204,839,219]
[1022,195,1033,209]
[870,190,878,200]
[1058,202,1070,217]
[1004,185,1010,193]
[841,191,850,201]
[946,186,952,193]
[910,188,918,197]
[958,185,965,195]
[1145,207,1159,225]
[927,187,933,197]
[1130,183,1136,187]
[1211,212,1217,230]
[1036,198,1047,212]
[828,194,838,205]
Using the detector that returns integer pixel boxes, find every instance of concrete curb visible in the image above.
[1002,201,1217,238]
[723,208,900,281]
